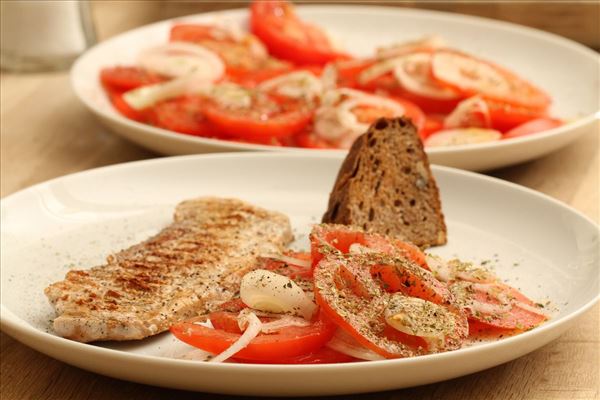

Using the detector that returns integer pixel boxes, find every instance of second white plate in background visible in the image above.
[71,5,599,171]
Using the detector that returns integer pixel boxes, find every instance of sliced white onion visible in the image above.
[376,35,447,59]
[209,311,262,363]
[209,83,252,109]
[444,96,491,129]
[138,41,224,80]
[385,294,455,340]
[514,302,547,317]
[424,128,502,147]
[425,254,454,282]
[431,50,511,99]
[358,57,402,85]
[393,52,460,100]
[260,315,311,333]
[314,89,405,147]
[258,71,322,101]
[240,269,316,320]
[265,253,311,269]
[326,329,385,361]
[467,300,511,316]
[122,76,212,110]
[348,243,376,255]
[321,63,338,91]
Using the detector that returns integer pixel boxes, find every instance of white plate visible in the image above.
[1,153,598,396]
[71,6,600,171]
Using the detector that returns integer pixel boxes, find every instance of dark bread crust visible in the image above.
[322,117,447,247]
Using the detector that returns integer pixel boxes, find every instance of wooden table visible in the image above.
[1,2,598,399]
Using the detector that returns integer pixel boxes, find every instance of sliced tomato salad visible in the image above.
[171,311,336,362]
[101,0,560,149]
[250,0,349,65]
[168,224,548,364]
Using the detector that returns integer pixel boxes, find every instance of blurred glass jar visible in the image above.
[1,0,96,72]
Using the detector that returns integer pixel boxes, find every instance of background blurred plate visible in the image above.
[1,153,598,396]
[71,5,599,171]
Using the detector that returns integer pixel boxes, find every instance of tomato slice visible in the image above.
[503,117,562,139]
[100,66,164,92]
[170,311,336,362]
[250,0,349,65]
[313,254,468,358]
[234,346,357,364]
[310,224,429,270]
[431,50,551,110]
[450,281,547,334]
[421,114,445,140]
[170,24,232,43]
[294,130,336,149]
[147,96,213,137]
[486,98,548,131]
[203,93,314,142]
[443,96,491,129]
[107,90,148,122]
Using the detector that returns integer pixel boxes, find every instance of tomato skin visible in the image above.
[234,346,357,364]
[487,99,548,131]
[310,224,429,270]
[170,24,227,43]
[451,282,547,333]
[294,130,335,149]
[503,117,562,139]
[202,100,314,142]
[171,311,337,362]
[392,87,461,114]
[250,0,350,65]
[108,90,148,122]
[146,96,213,137]
[431,50,551,110]
[100,66,164,92]
[421,114,445,140]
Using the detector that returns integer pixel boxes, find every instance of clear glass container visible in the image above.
[1,0,96,72]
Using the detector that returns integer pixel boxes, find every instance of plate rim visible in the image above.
[70,4,600,155]
[1,152,599,373]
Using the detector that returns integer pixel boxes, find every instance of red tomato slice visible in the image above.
[170,24,233,43]
[431,50,551,110]
[294,130,336,149]
[170,311,336,362]
[203,95,314,142]
[443,96,491,129]
[503,117,562,139]
[421,114,445,139]
[310,224,429,270]
[486,98,548,131]
[147,96,213,137]
[100,66,164,92]
[314,254,467,358]
[370,261,453,305]
[450,281,547,334]
[107,90,148,122]
[234,346,357,364]
[250,0,349,65]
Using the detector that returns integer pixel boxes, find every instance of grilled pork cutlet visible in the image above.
[45,197,293,342]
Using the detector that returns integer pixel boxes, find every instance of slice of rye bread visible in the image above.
[322,117,447,247]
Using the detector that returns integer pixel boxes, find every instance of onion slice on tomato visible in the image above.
[424,128,501,147]
[138,41,225,80]
[326,329,385,361]
[123,76,211,110]
[431,50,551,110]
[209,311,262,363]
[240,269,316,320]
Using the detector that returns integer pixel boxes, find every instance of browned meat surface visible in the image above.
[44,197,293,342]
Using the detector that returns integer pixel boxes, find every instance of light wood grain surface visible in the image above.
[1,2,599,400]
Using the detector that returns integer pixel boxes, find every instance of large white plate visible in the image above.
[71,6,600,171]
[1,153,598,396]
